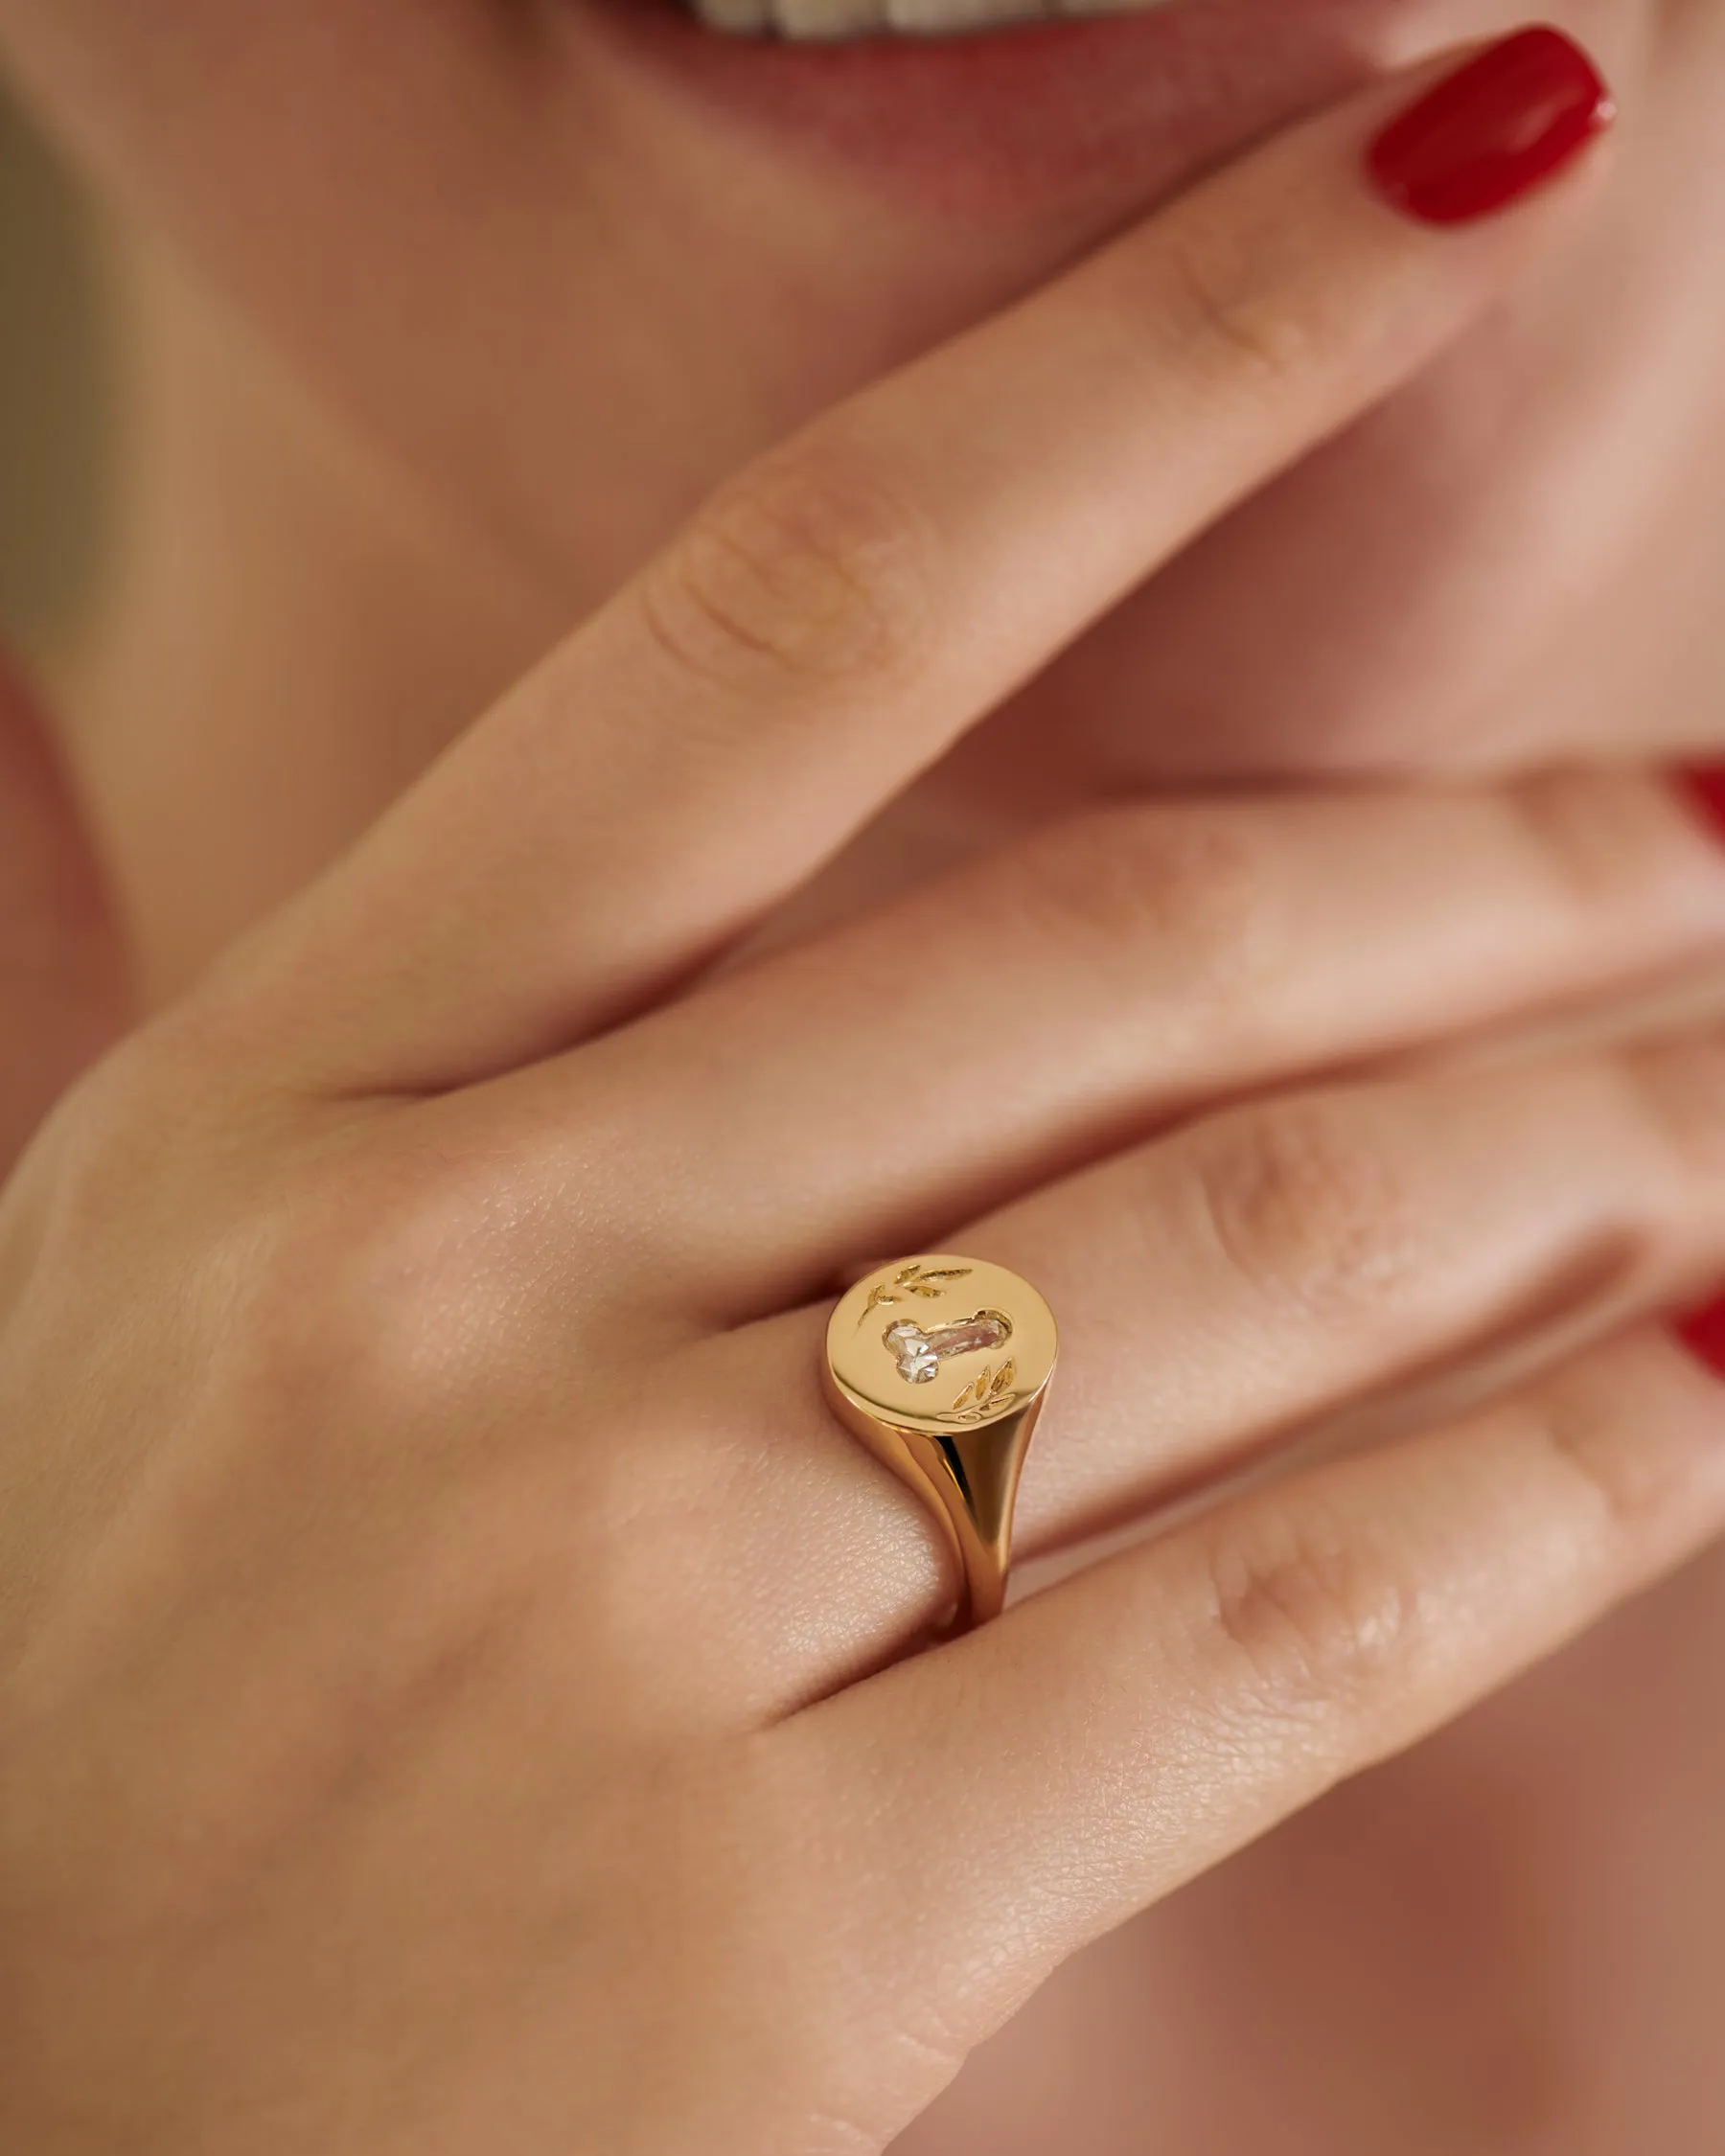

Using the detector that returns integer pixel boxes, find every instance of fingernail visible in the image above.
[1678,1295,1725,1378]
[1680,766,1725,845]
[1368,26,1616,227]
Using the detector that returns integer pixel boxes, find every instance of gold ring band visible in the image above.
[823,1255,1058,1636]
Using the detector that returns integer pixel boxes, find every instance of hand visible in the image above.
[5,54,1725,2156]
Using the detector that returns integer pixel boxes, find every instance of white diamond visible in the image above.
[886,1312,1011,1384]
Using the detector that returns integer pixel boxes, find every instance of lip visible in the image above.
[575,0,1471,219]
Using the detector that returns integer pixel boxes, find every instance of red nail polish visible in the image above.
[1681,766,1725,845]
[1368,26,1615,227]
[1679,1295,1725,1378]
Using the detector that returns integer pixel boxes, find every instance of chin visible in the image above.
[0,0,1669,682]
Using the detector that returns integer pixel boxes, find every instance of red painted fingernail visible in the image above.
[1679,1295,1725,1378]
[1368,26,1615,227]
[1680,766,1725,845]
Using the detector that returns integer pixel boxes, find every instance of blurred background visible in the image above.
[0,70,115,664]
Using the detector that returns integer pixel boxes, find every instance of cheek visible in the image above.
[0,3,516,269]
[0,0,615,589]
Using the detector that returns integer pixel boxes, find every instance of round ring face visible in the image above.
[825,1255,1058,1438]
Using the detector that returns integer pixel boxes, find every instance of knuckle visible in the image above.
[1155,214,1313,388]
[1512,768,1685,914]
[237,1118,664,1448]
[1186,1094,1423,1324]
[15,1029,255,1264]
[1628,1033,1725,1183]
[1010,806,1276,1005]
[1523,1365,1695,1535]
[638,443,937,700]
[1203,1503,1416,1721]
[223,1146,518,1428]
[14,1047,149,1217]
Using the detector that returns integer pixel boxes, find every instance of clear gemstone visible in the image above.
[886,1312,1011,1384]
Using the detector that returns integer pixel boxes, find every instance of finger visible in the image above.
[971,1034,1725,1548]
[233,37,1613,1094]
[640,1029,1725,1715]
[0,661,126,1170]
[769,1329,1725,2133]
[534,772,1725,1315]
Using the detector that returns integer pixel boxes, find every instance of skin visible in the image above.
[1,10,1725,2155]
[0,0,1714,991]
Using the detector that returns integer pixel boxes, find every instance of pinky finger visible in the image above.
[769,1327,1725,2140]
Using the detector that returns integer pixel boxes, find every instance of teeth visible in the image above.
[690,0,775,27]
[886,0,1046,29]
[690,0,1170,37]
[770,0,885,36]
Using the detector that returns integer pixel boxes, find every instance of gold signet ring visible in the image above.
[823,1255,1058,1636]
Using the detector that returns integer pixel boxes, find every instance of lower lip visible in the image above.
[578,0,1436,218]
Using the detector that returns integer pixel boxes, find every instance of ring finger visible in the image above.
[663,1025,1725,1706]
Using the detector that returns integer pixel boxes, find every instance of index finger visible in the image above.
[236,31,1614,1093]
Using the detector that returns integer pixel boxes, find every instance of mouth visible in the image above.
[575,0,1484,220]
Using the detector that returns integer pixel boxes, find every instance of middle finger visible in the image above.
[484,770,1725,1319]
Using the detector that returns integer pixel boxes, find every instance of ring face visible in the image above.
[826,1257,1057,1437]
[824,1255,1057,1634]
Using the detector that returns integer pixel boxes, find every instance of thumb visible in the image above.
[0,654,126,1171]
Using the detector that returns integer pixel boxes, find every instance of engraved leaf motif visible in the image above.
[936,1360,1026,1425]
[907,1266,971,1299]
[863,1263,972,1317]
